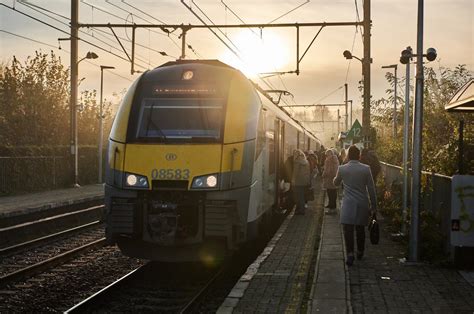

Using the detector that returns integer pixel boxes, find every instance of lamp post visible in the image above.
[98,65,115,183]
[72,51,98,187]
[400,29,437,262]
[348,100,353,127]
[399,47,413,236]
[343,50,371,147]
[381,64,398,138]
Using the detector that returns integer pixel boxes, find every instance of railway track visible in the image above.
[0,223,106,286]
[0,204,107,286]
[66,262,225,313]
[0,204,104,248]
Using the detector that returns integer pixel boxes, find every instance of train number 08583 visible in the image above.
[151,168,190,180]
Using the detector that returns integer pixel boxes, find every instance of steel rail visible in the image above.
[0,238,106,286]
[0,220,102,255]
[179,266,225,313]
[64,265,145,313]
[0,205,104,232]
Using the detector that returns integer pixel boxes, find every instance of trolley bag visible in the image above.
[368,213,379,244]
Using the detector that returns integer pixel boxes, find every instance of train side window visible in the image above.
[255,109,265,160]
[267,130,275,174]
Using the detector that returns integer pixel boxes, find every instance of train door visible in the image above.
[273,119,283,208]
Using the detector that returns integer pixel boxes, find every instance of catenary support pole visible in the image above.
[409,0,424,262]
[402,49,411,235]
[181,29,186,59]
[363,0,371,147]
[70,0,79,187]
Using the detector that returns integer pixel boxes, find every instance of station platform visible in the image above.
[218,186,474,313]
[0,184,104,220]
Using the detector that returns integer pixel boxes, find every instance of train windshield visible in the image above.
[136,97,224,142]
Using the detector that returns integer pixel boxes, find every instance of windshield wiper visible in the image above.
[145,102,167,141]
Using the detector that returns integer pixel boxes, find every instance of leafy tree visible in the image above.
[373,64,473,176]
[0,51,118,192]
[0,51,70,146]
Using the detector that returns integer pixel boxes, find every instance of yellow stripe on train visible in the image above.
[122,143,244,189]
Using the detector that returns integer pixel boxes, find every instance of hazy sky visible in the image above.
[1,0,473,137]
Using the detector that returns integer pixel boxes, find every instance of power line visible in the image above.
[354,0,364,43]
[81,0,183,53]
[268,0,310,24]
[191,0,241,53]
[121,0,166,24]
[119,0,203,57]
[16,1,153,69]
[181,0,242,61]
[312,85,344,104]
[217,1,297,110]
[1,29,58,49]
[344,27,358,83]
[0,29,134,83]
[0,3,147,69]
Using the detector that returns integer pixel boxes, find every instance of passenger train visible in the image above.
[105,60,321,262]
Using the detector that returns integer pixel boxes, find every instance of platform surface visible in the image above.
[0,184,104,218]
[218,185,474,313]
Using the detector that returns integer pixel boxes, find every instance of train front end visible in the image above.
[105,60,260,262]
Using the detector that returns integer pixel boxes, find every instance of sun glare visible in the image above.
[220,30,290,78]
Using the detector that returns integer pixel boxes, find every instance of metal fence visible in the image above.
[381,162,452,252]
[0,156,67,195]
[0,148,104,195]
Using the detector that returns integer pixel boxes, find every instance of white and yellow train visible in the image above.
[105,60,321,261]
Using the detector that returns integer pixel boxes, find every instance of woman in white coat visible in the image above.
[333,145,377,266]
[322,149,340,212]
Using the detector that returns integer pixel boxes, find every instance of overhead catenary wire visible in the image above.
[181,0,242,61]
[354,0,364,43]
[190,0,241,53]
[80,0,180,47]
[217,1,297,112]
[119,0,204,58]
[344,26,358,83]
[0,30,134,83]
[19,0,171,59]
[268,0,310,24]
[0,3,149,71]
[17,1,172,67]
[18,1,152,69]
[106,1,191,58]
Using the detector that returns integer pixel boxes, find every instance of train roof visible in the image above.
[151,59,319,142]
[158,59,237,70]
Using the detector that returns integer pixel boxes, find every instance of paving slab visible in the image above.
[217,186,323,313]
[0,184,104,219]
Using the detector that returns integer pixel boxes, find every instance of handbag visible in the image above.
[368,213,380,244]
[305,186,315,201]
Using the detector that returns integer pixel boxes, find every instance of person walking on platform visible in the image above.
[322,149,339,213]
[291,149,310,215]
[306,150,319,185]
[333,145,377,266]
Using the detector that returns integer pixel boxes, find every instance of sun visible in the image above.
[220,29,290,78]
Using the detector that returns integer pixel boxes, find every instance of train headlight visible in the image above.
[126,174,137,186]
[206,175,217,187]
[125,173,149,188]
[191,174,219,189]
